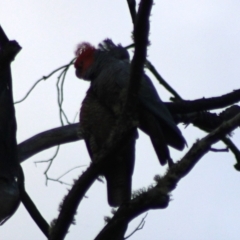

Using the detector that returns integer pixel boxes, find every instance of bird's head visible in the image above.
[74,42,96,80]
[74,39,129,81]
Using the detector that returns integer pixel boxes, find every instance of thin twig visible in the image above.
[126,0,136,24]
[57,166,85,180]
[34,145,60,186]
[46,178,72,186]
[125,43,135,49]
[56,58,75,125]
[124,213,147,239]
[14,61,74,104]
[19,167,49,238]
[209,147,228,152]
[46,166,86,186]
[56,67,70,125]
[72,111,79,123]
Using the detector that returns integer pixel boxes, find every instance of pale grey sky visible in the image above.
[1,1,240,239]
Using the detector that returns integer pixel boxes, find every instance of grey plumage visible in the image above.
[76,39,185,165]
[79,88,136,207]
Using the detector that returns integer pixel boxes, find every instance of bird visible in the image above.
[75,39,186,168]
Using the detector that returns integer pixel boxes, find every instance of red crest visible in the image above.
[74,42,95,71]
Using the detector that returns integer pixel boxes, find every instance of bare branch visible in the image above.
[124,213,147,239]
[177,107,240,166]
[21,189,50,237]
[34,145,60,186]
[19,166,49,238]
[14,59,75,104]
[126,0,136,24]
[17,101,240,166]
[0,26,22,225]
[94,112,240,240]
[56,166,85,181]
[209,147,228,152]
[44,166,86,186]
[49,164,99,240]
[18,123,80,163]
[167,89,240,114]
[56,60,74,125]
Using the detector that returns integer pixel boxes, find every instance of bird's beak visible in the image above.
[75,69,82,79]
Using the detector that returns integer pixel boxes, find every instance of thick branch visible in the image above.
[17,105,240,164]
[177,106,240,167]
[0,26,22,225]
[94,1,153,240]
[49,164,99,240]
[18,123,80,163]
[125,0,152,113]
[95,112,240,240]
[167,89,240,114]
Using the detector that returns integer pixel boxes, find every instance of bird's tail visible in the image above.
[104,133,136,207]
[106,172,132,207]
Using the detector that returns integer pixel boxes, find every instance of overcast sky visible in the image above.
[1,1,240,239]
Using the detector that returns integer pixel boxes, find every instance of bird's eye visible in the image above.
[78,62,83,69]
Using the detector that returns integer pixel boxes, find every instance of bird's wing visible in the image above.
[114,64,185,150]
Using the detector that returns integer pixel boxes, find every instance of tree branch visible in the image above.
[94,112,240,240]
[0,26,22,224]
[49,164,99,240]
[126,0,136,24]
[19,166,49,238]
[18,123,80,163]
[167,89,240,114]
[177,106,240,167]
[17,104,240,165]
